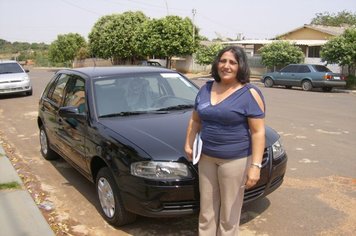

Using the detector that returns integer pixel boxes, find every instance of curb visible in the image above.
[0,145,55,236]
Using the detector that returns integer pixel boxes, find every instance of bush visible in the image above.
[346,75,356,89]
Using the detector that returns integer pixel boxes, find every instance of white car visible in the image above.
[0,60,33,96]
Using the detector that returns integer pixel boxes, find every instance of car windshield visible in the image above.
[313,65,332,72]
[0,63,24,74]
[94,72,198,117]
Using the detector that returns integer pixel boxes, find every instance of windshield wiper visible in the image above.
[157,104,194,111]
[99,110,167,118]
[99,111,148,118]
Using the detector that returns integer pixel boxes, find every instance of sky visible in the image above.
[0,0,355,44]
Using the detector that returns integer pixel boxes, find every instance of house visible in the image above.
[223,24,350,74]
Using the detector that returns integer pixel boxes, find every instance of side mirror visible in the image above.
[58,106,86,120]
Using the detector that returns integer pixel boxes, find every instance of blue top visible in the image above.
[195,81,265,159]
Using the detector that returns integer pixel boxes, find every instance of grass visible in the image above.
[0,181,21,190]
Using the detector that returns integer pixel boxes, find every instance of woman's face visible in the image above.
[218,50,239,83]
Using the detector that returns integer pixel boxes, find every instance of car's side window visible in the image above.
[280,65,297,73]
[298,65,311,73]
[47,74,70,106]
[63,76,86,113]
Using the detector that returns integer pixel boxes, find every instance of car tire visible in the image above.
[39,125,58,160]
[264,77,274,88]
[302,80,313,91]
[322,87,332,92]
[96,167,136,226]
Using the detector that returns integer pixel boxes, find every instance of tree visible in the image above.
[48,33,87,67]
[321,27,356,75]
[135,15,199,67]
[310,10,356,26]
[259,41,304,70]
[195,43,223,65]
[88,11,148,64]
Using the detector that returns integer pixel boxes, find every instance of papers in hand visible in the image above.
[192,133,202,165]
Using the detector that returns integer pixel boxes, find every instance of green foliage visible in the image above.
[195,43,223,65]
[321,28,356,75]
[135,15,199,66]
[259,41,304,69]
[346,75,356,89]
[311,10,356,26]
[0,181,21,190]
[48,33,87,67]
[88,11,148,64]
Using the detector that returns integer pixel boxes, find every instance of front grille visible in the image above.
[244,184,266,201]
[261,148,269,167]
[162,201,198,211]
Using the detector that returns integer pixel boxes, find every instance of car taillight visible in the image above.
[323,74,333,80]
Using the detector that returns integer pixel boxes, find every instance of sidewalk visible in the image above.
[0,145,55,236]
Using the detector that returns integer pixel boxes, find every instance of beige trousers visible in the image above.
[198,154,250,236]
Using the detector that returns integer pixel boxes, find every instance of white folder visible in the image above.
[192,133,202,165]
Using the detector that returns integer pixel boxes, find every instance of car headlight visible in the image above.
[272,139,285,160]
[131,161,192,180]
[22,75,30,81]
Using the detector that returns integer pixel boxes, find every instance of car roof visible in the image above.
[58,66,174,78]
[0,60,19,64]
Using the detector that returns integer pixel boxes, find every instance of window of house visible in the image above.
[308,46,321,58]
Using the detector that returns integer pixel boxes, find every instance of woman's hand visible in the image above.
[245,166,261,189]
[185,146,193,162]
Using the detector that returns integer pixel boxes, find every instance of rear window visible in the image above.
[313,65,332,72]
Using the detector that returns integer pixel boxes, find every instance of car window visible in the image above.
[313,65,332,72]
[298,65,311,73]
[47,74,70,106]
[0,62,24,74]
[280,65,298,73]
[63,76,86,113]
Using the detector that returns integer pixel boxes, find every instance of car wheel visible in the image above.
[302,80,313,91]
[322,87,332,92]
[264,77,274,88]
[39,125,58,160]
[96,167,136,226]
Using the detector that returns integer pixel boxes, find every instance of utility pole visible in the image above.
[165,0,169,15]
[191,8,197,73]
[192,8,197,43]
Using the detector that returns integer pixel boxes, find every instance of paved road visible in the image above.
[0,68,355,236]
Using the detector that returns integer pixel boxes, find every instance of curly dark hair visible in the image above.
[211,46,250,84]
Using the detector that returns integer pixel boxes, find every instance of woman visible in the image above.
[185,46,265,235]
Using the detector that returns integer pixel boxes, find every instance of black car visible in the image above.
[37,66,287,226]
[261,64,346,92]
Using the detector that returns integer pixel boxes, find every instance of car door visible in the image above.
[274,65,298,86]
[296,65,312,86]
[40,73,70,152]
[56,75,89,173]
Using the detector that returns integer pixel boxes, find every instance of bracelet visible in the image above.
[251,162,262,169]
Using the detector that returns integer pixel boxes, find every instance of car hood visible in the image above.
[99,111,191,161]
[0,72,28,82]
[99,112,280,161]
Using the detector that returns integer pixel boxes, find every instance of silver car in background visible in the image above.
[0,60,33,96]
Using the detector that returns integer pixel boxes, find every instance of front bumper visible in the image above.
[119,151,287,217]
[0,80,32,94]
[120,176,200,217]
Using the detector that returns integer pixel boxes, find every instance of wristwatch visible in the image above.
[251,162,262,169]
